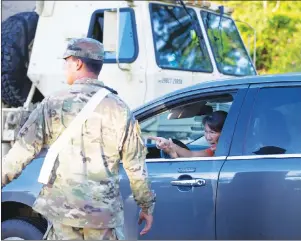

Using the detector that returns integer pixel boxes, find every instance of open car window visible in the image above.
[140,94,234,159]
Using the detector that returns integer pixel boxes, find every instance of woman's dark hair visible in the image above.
[73,56,103,75]
[202,110,228,133]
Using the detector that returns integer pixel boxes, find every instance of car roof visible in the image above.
[134,72,301,112]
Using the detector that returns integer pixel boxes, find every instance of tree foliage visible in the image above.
[212,1,301,74]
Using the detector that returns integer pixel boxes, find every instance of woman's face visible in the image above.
[204,123,221,145]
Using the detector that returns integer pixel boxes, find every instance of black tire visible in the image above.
[1,218,44,240]
[13,216,48,234]
[1,11,44,107]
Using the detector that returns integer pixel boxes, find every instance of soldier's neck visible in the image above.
[75,72,98,81]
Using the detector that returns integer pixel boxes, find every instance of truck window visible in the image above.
[201,11,256,76]
[149,3,213,72]
[243,86,301,155]
[88,8,138,63]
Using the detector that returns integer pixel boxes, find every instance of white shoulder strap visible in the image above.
[38,87,111,184]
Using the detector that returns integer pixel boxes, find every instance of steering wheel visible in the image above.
[160,139,190,159]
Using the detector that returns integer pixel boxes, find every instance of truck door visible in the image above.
[120,85,248,239]
[87,5,146,109]
[143,2,214,104]
[216,82,301,239]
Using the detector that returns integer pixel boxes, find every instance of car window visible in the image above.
[149,3,213,72]
[243,86,301,155]
[140,94,234,158]
[88,8,138,63]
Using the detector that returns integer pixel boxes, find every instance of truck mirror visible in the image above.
[35,1,55,17]
[103,10,118,52]
[35,1,44,15]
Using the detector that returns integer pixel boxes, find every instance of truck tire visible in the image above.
[1,11,44,107]
[1,219,44,240]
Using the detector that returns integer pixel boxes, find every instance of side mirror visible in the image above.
[35,1,55,17]
[103,10,118,52]
[103,9,131,71]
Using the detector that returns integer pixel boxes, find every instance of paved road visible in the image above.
[2,0,35,22]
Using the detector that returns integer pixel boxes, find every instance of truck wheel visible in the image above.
[1,219,44,240]
[1,11,44,107]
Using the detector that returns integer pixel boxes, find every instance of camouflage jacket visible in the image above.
[2,77,156,229]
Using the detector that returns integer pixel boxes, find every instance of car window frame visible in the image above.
[229,81,301,159]
[135,84,249,159]
[148,2,213,73]
[87,7,139,64]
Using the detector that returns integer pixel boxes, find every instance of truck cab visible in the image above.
[2,0,257,158]
[28,0,257,110]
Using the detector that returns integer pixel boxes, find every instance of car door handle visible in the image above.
[171,178,206,187]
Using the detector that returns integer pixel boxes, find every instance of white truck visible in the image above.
[1,0,256,157]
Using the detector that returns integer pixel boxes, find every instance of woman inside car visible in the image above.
[148,110,228,158]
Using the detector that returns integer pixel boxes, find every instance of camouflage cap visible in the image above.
[62,37,104,61]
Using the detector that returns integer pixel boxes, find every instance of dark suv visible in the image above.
[2,73,301,240]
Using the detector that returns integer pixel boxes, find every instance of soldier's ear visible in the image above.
[75,58,84,70]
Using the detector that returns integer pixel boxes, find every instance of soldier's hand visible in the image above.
[138,211,153,236]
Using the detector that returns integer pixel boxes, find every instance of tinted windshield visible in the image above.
[201,11,256,76]
[150,3,213,72]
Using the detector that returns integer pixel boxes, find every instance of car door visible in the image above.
[119,84,248,240]
[216,82,301,239]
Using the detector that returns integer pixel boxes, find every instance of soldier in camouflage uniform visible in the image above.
[2,38,156,240]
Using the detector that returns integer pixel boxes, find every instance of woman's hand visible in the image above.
[148,136,177,158]
[148,136,171,151]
